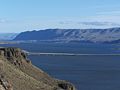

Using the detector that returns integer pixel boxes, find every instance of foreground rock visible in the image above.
[0,47,75,90]
[0,75,13,90]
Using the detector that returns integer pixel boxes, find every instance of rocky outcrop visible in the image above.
[0,47,76,90]
[0,48,30,67]
[57,81,75,90]
[0,75,13,90]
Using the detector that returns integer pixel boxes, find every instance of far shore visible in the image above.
[24,51,120,56]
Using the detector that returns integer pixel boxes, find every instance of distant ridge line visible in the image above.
[14,28,120,43]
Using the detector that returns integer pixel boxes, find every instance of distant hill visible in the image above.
[0,33,18,40]
[14,28,120,43]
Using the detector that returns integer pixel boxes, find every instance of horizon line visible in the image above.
[1,27,120,33]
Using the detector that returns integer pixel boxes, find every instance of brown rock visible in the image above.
[0,75,13,90]
[0,48,76,90]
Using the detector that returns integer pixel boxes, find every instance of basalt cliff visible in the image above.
[0,47,75,90]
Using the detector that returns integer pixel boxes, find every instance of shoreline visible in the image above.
[25,51,120,56]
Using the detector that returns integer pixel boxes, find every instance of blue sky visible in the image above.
[0,0,120,32]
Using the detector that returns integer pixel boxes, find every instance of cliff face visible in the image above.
[0,75,13,90]
[0,47,75,90]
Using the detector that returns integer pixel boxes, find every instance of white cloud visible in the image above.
[57,10,120,29]
[78,22,120,26]
[1,10,120,32]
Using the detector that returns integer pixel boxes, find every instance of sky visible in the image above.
[0,0,120,33]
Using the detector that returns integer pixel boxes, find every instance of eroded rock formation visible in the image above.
[0,47,76,90]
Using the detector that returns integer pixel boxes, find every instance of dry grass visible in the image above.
[0,58,57,90]
[0,48,75,90]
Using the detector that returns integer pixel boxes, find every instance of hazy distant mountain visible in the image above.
[14,28,120,43]
[0,33,18,40]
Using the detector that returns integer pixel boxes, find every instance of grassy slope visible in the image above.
[0,47,75,90]
[0,57,58,90]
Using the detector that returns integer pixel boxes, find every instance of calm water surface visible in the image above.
[0,43,120,90]
[29,55,120,90]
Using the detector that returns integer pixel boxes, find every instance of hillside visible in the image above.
[0,47,75,90]
[14,28,120,43]
[0,33,18,40]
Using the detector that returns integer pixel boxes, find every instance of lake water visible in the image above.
[0,42,120,90]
